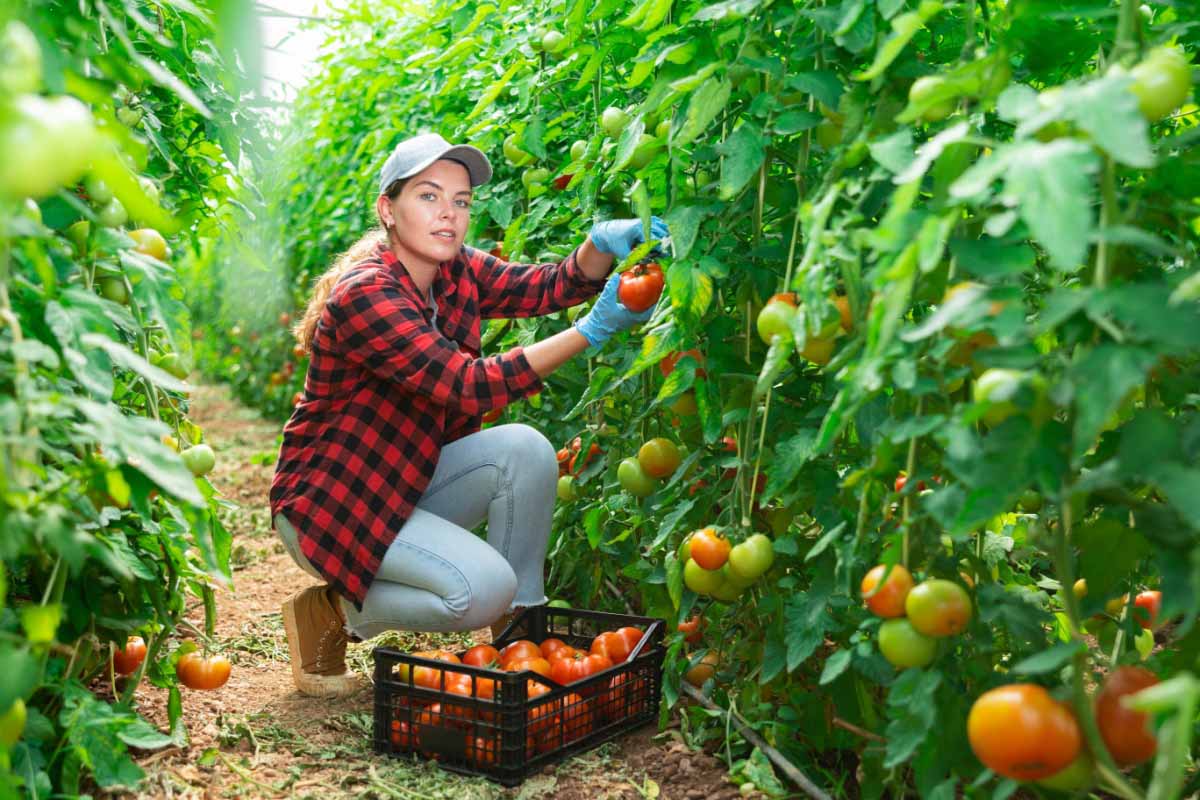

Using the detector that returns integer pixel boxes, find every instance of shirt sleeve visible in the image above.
[332,276,542,414]
[467,244,608,319]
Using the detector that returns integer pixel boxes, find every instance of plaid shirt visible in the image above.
[270,241,606,607]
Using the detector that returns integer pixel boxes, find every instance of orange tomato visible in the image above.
[968,684,1081,781]
[505,657,553,678]
[689,528,731,570]
[614,626,644,655]
[499,640,542,666]
[860,564,914,618]
[590,631,633,664]
[1096,666,1159,766]
[176,652,232,690]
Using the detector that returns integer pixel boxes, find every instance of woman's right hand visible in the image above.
[573,271,658,348]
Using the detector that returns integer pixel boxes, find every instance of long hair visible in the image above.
[292,178,407,352]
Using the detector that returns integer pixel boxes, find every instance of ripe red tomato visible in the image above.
[560,691,593,742]
[602,671,650,722]
[968,684,1082,781]
[462,644,500,668]
[590,631,633,664]
[176,652,232,690]
[860,564,914,618]
[540,638,570,659]
[678,616,703,645]
[467,735,498,765]
[546,645,583,663]
[113,635,147,676]
[505,657,552,678]
[499,640,542,666]
[659,348,706,378]
[556,447,570,476]
[569,442,601,475]
[894,473,927,493]
[905,579,973,637]
[617,263,664,312]
[689,528,731,570]
[1096,666,1159,766]
[550,651,612,686]
[389,719,413,749]
[1133,590,1161,630]
[637,437,681,479]
[614,626,644,655]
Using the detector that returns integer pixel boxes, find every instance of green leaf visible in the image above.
[754,336,794,399]
[1001,139,1099,271]
[1069,344,1156,457]
[116,718,174,750]
[784,71,844,110]
[79,334,189,392]
[717,122,766,200]
[854,0,943,81]
[949,237,1036,279]
[773,109,821,135]
[818,648,852,685]
[466,60,524,119]
[662,204,709,261]
[675,77,731,147]
[868,128,915,175]
[583,506,604,549]
[1011,641,1084,675]
[666,261,714,320]
[691,0,765,23]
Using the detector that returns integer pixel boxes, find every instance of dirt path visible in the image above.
[118,382,757,800]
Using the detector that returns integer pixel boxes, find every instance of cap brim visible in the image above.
[397,144,493,189]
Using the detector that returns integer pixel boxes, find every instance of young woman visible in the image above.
[269,132,670,696]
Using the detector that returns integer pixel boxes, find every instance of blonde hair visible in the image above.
[292,179,407,352]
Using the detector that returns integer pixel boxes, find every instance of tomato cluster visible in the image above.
[861,564,973,670]
[679,528,775,604]
[389,625,649,765]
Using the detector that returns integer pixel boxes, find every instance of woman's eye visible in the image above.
[421,192,436,201]
[456,199,471,208]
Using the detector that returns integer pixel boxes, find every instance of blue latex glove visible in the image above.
[588,216,671,260]
[574,271,659,348]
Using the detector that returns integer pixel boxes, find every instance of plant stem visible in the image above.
[1095,156,1117,289]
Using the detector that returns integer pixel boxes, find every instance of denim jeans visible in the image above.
[274,423,558,639]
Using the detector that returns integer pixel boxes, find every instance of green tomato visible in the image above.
[137,175,161,207]
[67,219,91,256]
[503,134,532,167]
[1036,753,1095,791]
[547,599,570,609]
[655,118,671,138]
[627,133,660,170]
[972,368,1050,427]
[181,444,215,477]
[570,139,588,162]
[521,167,551,190]
[683,558,723,596]
[116,105,144,127]
[153,351,189,380]
[1,22,42,95]
[557,475,577,502]
[710,577,745,604]
[541,31,566,53]
[727,534,775,581]
[0,699,26,749]
[1129,46,1193,122]
[98,275,129,305]
[908,75,955,122]
[1018,489,1043,513]
[756,297,797,345]
[601,106,630,139]
[905,579,972,638]
[98,198,128,228]
[84,175,114,205]
[815,120,842,150]
[878,618,937,669]
[677,534,692,562]
[618,457,656,498]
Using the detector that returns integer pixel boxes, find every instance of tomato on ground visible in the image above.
[968,684,1081,781]
[176,651,232,690]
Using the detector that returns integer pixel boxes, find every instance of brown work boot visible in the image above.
[281,584,359,697]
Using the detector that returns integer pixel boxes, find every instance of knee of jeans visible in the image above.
[459,565,517,629]
[505,424,558,480]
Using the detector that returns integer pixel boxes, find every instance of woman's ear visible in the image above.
[375,194,393,228]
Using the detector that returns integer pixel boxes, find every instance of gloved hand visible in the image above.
[574,271,659,348]
[588,216,671,260]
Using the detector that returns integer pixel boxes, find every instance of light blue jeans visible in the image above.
[274,423,558,639]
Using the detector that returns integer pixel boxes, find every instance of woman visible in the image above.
[269,132,670,697]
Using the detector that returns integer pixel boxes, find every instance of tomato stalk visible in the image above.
[900,398,922,568]
[959,0,977,62]
[1095,157,1118,290]
[1112,0,1142,64]
[1055,489,1145,800]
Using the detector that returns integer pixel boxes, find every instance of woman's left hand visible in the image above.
[588,216,671,260]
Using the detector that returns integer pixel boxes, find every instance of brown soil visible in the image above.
[113,382,763,800]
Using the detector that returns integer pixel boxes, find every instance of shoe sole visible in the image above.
[281,594,359,698]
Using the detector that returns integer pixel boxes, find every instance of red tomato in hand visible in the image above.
[176,651,232,690]
[113,635,147,676]
[617,263,664,312]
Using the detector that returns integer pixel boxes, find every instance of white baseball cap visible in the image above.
[378,132,493,195]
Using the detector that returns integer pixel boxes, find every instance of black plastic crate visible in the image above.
[372,605,665,785]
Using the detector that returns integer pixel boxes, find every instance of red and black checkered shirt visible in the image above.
[270,240,606,607]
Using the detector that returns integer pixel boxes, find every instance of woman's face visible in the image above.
[380,158,472,267]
